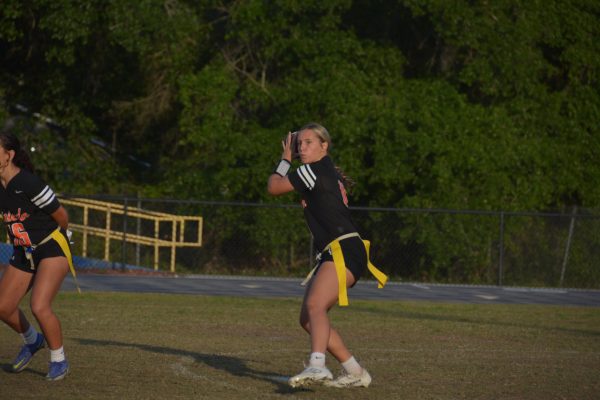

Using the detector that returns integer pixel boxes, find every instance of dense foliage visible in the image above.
[1,1,599,282]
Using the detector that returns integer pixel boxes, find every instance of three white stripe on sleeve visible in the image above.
[31,185,56,209]
[298,164,317,190]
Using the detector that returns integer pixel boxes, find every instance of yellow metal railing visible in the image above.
[61,198,202,272]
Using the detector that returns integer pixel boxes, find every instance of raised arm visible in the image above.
[268,132,295,196]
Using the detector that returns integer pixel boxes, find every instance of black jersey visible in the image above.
[288,155,357,252]
[0,169,60,247]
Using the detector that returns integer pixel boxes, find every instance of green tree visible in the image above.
[1,0,598,281]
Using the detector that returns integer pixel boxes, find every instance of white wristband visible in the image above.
[274,159,291,176]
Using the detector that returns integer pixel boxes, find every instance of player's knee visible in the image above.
[30,301,52,320]
[304,298,326,316]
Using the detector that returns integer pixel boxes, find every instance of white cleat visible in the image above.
[324,368,372,388]
[288,366,333,388]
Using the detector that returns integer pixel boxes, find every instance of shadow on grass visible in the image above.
[1,362,46,378]
[73,337,308,395]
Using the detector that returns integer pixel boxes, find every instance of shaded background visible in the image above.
[1,1,599,285]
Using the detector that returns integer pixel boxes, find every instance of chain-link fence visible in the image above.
[1,195,598,289]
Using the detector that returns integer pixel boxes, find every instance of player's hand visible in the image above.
[66,228,75,245]
[281,132,293,162]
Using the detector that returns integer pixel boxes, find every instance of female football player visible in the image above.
[267,123,386,388]
[0,131,72,380]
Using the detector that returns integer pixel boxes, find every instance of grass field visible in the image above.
[1,292,599,400]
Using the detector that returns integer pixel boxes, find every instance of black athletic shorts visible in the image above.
[9,230,70,274]
[317,235,367,285]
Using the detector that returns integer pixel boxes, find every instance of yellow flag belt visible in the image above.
[301,232,388,306]
[25,228,81,294]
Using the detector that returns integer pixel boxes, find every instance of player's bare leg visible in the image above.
[289,262,357,387]
[0,265,46,372]
[31,257,70,380]
[294,262,372,388]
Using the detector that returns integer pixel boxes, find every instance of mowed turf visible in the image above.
[1,292,599,400]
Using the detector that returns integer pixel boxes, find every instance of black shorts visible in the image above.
[317,235,367,285]
[9,231,70,274]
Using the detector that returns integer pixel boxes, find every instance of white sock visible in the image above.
[309,352,326,368]
[341,356,363,376]
[21,325,38,345]
[50,347,66,363]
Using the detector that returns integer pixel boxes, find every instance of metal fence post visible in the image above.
[560,206,577,287]
[498,211,505,286]
[136,193,141,266]
[122,197,128,271]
